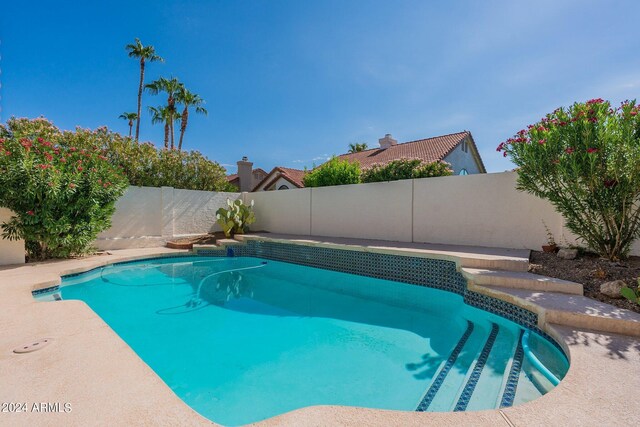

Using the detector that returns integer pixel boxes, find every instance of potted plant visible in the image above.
[542,221,558,253]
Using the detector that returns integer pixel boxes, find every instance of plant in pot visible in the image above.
[215,199,256,238]
[541,221,558,253]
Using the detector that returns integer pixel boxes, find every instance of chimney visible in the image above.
[378,134,397,149]
[237,156,253,192]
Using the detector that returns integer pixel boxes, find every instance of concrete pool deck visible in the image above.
[1,243,639,426]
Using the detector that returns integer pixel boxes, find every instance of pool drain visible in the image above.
[13,338,53,354]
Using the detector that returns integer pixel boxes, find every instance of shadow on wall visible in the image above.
[98,186,242,241]
[0,207,25,265]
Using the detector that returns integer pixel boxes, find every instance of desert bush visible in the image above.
[216,199,255,237]
[498,99,640,260]
[302,157,360,187]
[361,158,452,183]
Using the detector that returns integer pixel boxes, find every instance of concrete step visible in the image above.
[238,234,531,272]
[477,285,640,338]
[462,268,583,295]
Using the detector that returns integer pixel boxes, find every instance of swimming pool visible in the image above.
[38,254,568,426]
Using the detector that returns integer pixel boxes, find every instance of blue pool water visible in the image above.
[48,256,567,426]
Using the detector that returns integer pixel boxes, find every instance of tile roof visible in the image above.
[253,167,307,191]
[337,131,474,169]
[226,168,268,184]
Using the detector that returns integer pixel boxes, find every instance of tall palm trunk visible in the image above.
[128,119,133,137]
[178,107,189,151]
[168,94,175,150]
[135,58,145,141]
[163,122,169,149]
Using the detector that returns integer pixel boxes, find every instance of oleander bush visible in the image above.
[361,158,453,183]
[3,117,235,191]
[302,157,361,187]
[0,126,128,259]
[497,99,640,260]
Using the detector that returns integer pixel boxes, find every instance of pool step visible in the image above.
[460,325,520,411]
[462,268,583,295]
[416,322,486,411]
[416,322,528,412]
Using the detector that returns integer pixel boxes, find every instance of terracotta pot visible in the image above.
[542,244,558,253]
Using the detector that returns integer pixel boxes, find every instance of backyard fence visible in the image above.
[246,171,640,255]
[2,171,639,265]
[96,186,241,250]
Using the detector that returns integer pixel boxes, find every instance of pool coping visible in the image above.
[1,245,639,426]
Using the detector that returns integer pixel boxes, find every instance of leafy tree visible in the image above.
[303,157,360,187]
[125,38,163,141]
[176,87,208,151]
[0,121,128,259]
[348,142,368,153]
[145,76,183,149]
[119,112,138,137]
[2,117,235,192]
[498,99,640,260]
[361,158,452,183]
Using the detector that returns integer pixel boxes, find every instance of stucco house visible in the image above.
[228,131,485,191]
[252,167,307,191]
[337,131,485,176]
[226,157,268,191]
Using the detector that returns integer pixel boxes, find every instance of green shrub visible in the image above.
[216,199,255,237]
[621,280,640,306]
[361,158,453,183]
[3,117,235,191]
[498,99,640,260]
[0,129,128,259]
[302,157,360,187]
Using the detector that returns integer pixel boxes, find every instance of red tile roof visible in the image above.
[226,168,268,184]
[337,131,479,169]
[253,167,307,191]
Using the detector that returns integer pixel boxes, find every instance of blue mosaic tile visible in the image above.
[32,285,60,295]
[416,320,474,412]
[454,322,500,411]
[500,329,525,408]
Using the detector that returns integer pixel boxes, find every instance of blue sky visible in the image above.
[2,1,639,174]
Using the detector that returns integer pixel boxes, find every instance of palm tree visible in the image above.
[176,87,208,151]
[125,38,163,141]
[148,106,178,149]
[348,143,368,153]
[145,77,183,149]
[118,112,138,137]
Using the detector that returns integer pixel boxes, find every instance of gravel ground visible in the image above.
[529,250,640,314]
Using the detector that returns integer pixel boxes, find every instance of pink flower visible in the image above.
[587,148,598,153]
[586,98,604,105]
[565,147,575,154]
[77,166,83,171]
[631,111,638,116]
[538,139,546,145]
[26,210,34,216]
[69,183,76,188]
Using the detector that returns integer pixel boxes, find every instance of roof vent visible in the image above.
[378,134,397,149]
